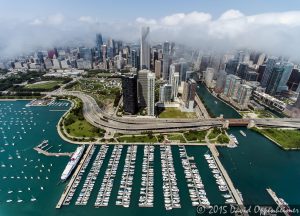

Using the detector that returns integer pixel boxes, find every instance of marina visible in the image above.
[33,140,73,157]
[266,188,292,216]
[75,145,108,205]
[138,145,154,208]
[179,145,210,207]
[115,145,137,207]
[160,144,181,210]
[94,145,123,207]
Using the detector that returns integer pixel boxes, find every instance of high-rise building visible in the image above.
[215,70,227,93]
[182,79,197,110]
[162,41,170,80]
[79,47,92,61]
[276,62,293,92]
[244,71,258,81]
[257,65,266,82]
[131,49,139,69]
[147,72,155,116]
[287,68,300,92]
[96,33,103,48]
[225,59,239,75]
[155,60,162,79]
[237,63,248,79]
[204,68,215,88]
[199,55,211,73]
[160,84,172,103]
[137,69,149,107]
[236,84,252,107]
[295,93,300,108]
[179,59,188,83]
[256,53,266,66]
[185,71,194,82]
[224,74,241,98]
[122,74,138,114]
[140,27,150,70]
[170,72,180,100]
[266,65,284,96]
[260,57,277,88]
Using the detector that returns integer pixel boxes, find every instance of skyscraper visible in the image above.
[260,57,277,88]
[266,65,284,96]
[236,84,252,107]
[96,33,103,48]
[155,60,162,79]
[204,68,215,88]
[215,70,227,93]
[137,69,149,107]
[131,49,139,69]
[237,63,248,79]
[179,59,188,83]
[147,72,155,116]
[287,68,300,92]
[140,27,150,70]
[224,74,241,98]
[122,74,138,114]
[170,72,180,100]
[162,41,170,80]
[276,62,293,92]
[295,93,300,108]
[225,59,239,75]
[182,79,197,110]
[160,84,172,103]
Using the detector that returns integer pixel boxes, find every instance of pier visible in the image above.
[208,144,248,216]
[34,145,73,157]
[56,144,94,209]
[266,188,291,216]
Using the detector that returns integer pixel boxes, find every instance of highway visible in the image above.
[49,90,300,134]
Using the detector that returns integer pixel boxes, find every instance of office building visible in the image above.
[295,94,300,108]
[266,65,284,96]
[155,60,162,79]
[179,60,188,83]
[224,74,241,98]
[276,62,293,92]
[162,41,170,80]
[225,59,239,75]
[244,71,258,81]
[215,70,227,93]
[237,63,248,79]
[131,49,139,69]
[122,74,138,114]
[182,79,197,110]
[185,71,194,82]
[287,68,300,92]
[236,84,252,107]
[160,84,172,103]
[147,72,155,116]
[170,72,180,99]
[260,57,277,88]
[140,27,150,70]
[204,68,215,88]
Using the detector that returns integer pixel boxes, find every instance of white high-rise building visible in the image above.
[170,72,180,100]
[204,68,215,88]
[147,72,155,116]
[140,27,150,70]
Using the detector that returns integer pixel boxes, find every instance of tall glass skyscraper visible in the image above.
[260,57,277,88]
[140,27,150,70]
[276,62,293,92]
[266,65,284,96]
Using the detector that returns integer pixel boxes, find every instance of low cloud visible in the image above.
[1,10,300,60]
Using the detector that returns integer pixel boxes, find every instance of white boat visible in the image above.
[61,145,85,181]
[30,196,36,202]
[6,199,12,203]
[239,130,246,137]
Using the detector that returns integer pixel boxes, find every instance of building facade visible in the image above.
[122,74,138,114]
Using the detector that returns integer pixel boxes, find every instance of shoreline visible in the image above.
[252,128,300,151]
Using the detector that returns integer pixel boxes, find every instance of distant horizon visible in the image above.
[1,1,300,60]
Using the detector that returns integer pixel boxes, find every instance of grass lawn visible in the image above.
[253,128,300,149]
[184,130,207,142]
[117,135,157,143]
[208,128,222,140]
[158,108,196,118]
[63,99,105,138]
[254,110,276,118]
[167,134,186,143]
[25,81,62,89]
[65,115,102,137]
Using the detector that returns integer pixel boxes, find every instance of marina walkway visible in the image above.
[266,188,290,216]
[33,146,73,157]
[207,132,249,216]
[56,145,94,209]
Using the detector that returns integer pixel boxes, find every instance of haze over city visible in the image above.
[1,0,300,59]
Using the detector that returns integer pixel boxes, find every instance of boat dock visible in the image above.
[139,145,154,207]
[34,145,73,157]
[266,188,291,216]
[56,144,94,209]
[208,145,249,216]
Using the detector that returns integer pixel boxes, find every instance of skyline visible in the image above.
[1,1,300,60]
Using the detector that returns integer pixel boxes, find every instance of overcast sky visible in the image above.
[1,0,300,59]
